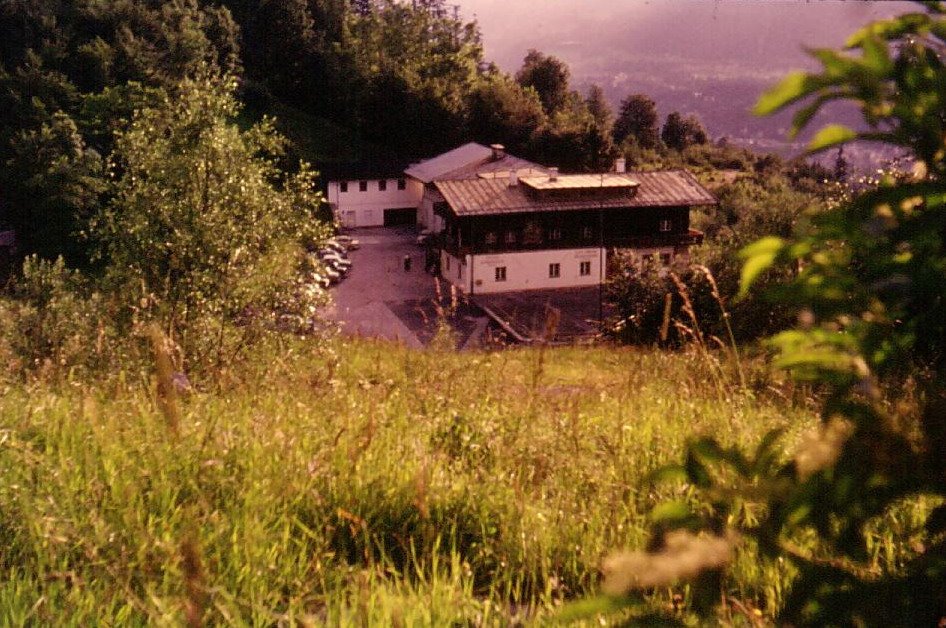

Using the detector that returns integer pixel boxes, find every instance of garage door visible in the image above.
[383,207,417,226]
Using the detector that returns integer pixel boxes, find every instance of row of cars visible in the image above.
[308,234,360,289]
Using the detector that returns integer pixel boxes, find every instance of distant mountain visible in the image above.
[459,0,915,170]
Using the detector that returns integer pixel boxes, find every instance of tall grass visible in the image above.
[1,336,825,624]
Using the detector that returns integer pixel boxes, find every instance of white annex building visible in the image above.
[327,143,716,294]
[326,143,545,229]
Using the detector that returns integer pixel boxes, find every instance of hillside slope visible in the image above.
[0,337,818,624]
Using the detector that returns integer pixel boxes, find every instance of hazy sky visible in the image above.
[457,1,916,76]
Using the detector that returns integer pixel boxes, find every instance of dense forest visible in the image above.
[1,0,945,624]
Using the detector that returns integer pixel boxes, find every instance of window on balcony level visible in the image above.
[504,231,516,244]
[659,219,672,232]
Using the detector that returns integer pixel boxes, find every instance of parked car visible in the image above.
[320,250,351,267]
[332,235,360,250]
[320,266,342,284]
[323,257,351,275]
[318,245,343,257]
[321,241,348,256]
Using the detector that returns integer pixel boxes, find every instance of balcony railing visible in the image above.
[440,230,704,256]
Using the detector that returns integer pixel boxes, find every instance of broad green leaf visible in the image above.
[809,48,859,77]
[738,236,785,298]
[754,71,820,116]
[685,451,713,488]
[860,33,892,73]
[647,464,688,485]
[790,93,848,138]
[807,124,857,153]
[845,13,931,47]
[650,500,696,526]
[553,595,639,623]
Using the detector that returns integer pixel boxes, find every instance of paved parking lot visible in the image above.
[325,227,489,347]
[325,227,612,347]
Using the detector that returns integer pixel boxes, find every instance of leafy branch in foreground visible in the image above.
[570,3,946,624]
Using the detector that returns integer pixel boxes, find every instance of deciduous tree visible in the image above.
[613,93,659,149]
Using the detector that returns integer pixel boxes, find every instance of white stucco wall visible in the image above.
[449,248,603,294]
[441,245,691,294]
[327,178,423,227]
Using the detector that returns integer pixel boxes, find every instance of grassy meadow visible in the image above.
[0,335,828,625]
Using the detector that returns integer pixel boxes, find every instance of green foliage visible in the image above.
[0,256,119,380]
[613,93,660,150]
[467,73,547,153]
[585,84,614,134]
[92,69,328,369]
[515,49,571,115]
[2,111,104,266]
[615,3,946,624]
[0,337,817,623]
[0,0,243,265]
[661,111,709,152]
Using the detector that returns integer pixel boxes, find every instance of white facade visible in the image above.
[327,177,424,228]
[441,248,604,295]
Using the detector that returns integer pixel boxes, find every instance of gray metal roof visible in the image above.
[404,143,493,183]
[404,142,549,183]
[434,169,716,217]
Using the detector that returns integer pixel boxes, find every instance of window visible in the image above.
[340,181,348,193]
[445,256,451,271]
[495,266,507,282]
[504,231,516,244]
[397,178,406,190]
[659,219,672,232]
[660,252,672,265]
[549,263,561,278]
[523,221,543,244]
[581,225,593,240]
[579,261,591,276]
[378,180,387,191]
[484,232,497,246]
[548,228,562,241]
[359,180,368,192]
[458,263,462,278]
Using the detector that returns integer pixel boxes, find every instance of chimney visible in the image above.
[614,157,627,174]
[490,143,505,161]
[548,167,559,182]
[508,169,518,186]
